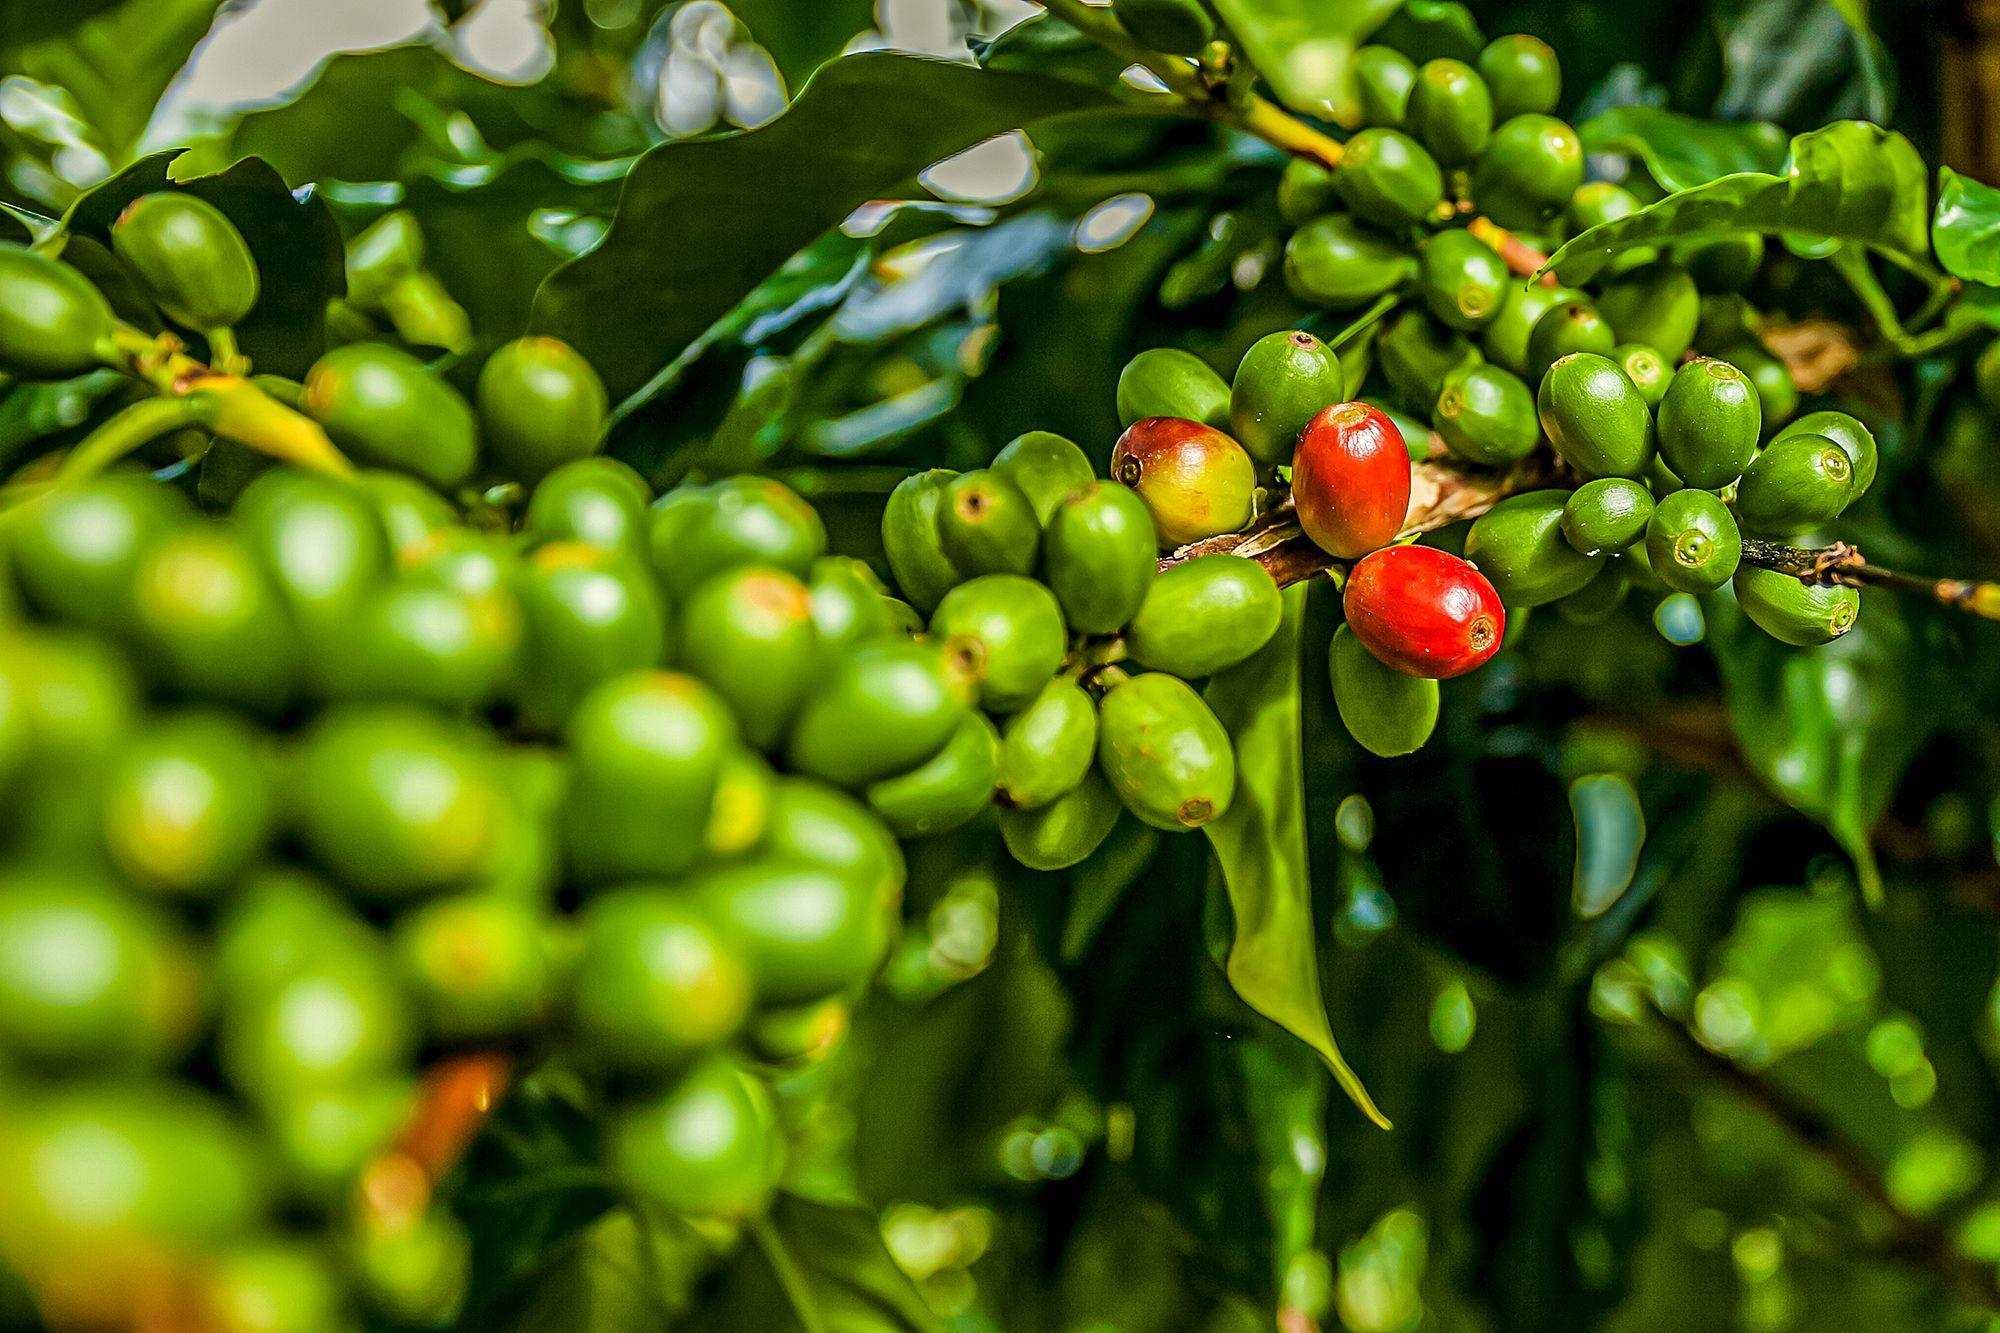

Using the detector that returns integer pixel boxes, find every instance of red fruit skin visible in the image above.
[1292,402,1412,558]
[1343,545,1505,679]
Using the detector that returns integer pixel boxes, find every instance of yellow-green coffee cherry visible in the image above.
[0,243,115,378]
[111,193,259,331]
[475,337,608,484]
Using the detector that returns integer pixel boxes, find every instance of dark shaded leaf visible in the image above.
[1205,585,1389,1128]
[529,52,1117,398]
[1931,166,2000,286]
[1578,106,1788,191]
[0,0,124,51]
[683,1196,940,1333]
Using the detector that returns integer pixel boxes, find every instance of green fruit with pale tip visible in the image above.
[221,945,412,1101]
[1463,490,1605,606]
[1613,342,1671,406]
[1330,624,1438,758]
[393,894,553,1040]
[694,857,891,1003]
[1470,114,1583,228]
[999,767,1123,870]
[9,470,189,633]
[807,555,895,655]
[1656,357,1761,488]
[1116,347,1231,429]
[0,244,114,378]
[1483,282,1579,377]
[1478,34,1560,120]
[1561,477,1654,554]
[1734,432,1853,536]
[993,430,1095,524]
[650,475,825,598]
[1096,672,1236,830]
[787,637,971,788]
[937,469,1041,577]
[303,343,478,489]
[997,676,1098,810]
[102,711,271,897]
[931,574,1067,714]
[1128,553,1281,678]
[1284,214,1419,310]
[567,889,750,1068]
[880,469,962,613]
[130,524,301,713]
[1040,482,1152,632]
[1526,300,1616,379]
[1407,58,1493,166]
[1567,181,1641,234]
[1231,329,1345,465]
[514,542,667,732]
[1595,261,1698,361]
[607,1057,782,1220]
[1645,488,1741,593]
[524,456,648,556]
[1536,352,1654,479]
[762,778,905,904]
[1418,228,1510,330]
[866,711,1000,838]
[1355,45,1419,126]
[1732,565,1860,646]
[476,336,608,483]
[1774,410,1876,500]
[1332,128,1446,228]
[1378,307,1480,411]
[1110,0,1213,52]
[677,565,818,749]
[111,192,259,331]
[233,467,390,642]
[1433,361,1538,465]
[1717,340,1798,432]
[1278,158,1337,224]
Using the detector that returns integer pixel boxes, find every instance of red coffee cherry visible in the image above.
[1342,544,1505,679]
[1292,402,1412,558]
[1110,416,1257,548]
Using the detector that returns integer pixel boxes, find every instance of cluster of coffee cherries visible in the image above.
[0,195,930,1329]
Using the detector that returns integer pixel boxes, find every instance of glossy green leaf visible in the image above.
[529,52,1117,398]
[729,0,876,86]
[1546,120,1930,285]
[1205,585,1389,1129]
[1210,0,1403,126]
[1710,595,1942,907]
[1577,106,1788,192]
[1932,166,2000,286]
[15,0,219,165]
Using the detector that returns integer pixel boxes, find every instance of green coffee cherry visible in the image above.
[999,768,1123,870]
[1526,300,1616,378]
[1463,490,1605,606]
[931,573,1068,714]
[1774,410,1876,500]
[992,430,1095,524]
[1732,566,1860,645]
[1595,261,1698,362]
[303,343,478,489]
[1478,34,1560,120]
[296,705,503,896]
[1717,341,1798,432]
[562,670,736,883]
[1331,129,1446,228]
[0,244,115,378]
[807,555,896,656]
[678,566,818,749]
[866,711,1001,838]
[1673,232,1764,291]
[881,469,962,613]
[1656,357,1761,488]
[222,944,412,1099]
[1613,342,1671,407]
[695,857,890,1003]
[515,542,668,732]
[1043,481,1157,634]
[111,192,259,332]
[475,336,608,484]
[1645,488,1741,593]
[1566,181,1641,234]
[1097,672,1235,830]
[607,1057,781,1220]
[1283,214,1418,310]
[997,676,1098,810]
[1536,352,1654,479]
[1374,0,1485,63]
[1378,308,1480,411]
[1734,432,1853,536]
[1127,554,1281,678]
[787,638,971,787]
[1470,114,1583,228]
[1277,158,1338,224]
[1434,362,1537,465]
[10,471,188,633]
[102,712,272,896]
[355,469,456,562]
[233,468,391,643]
[1330,624,1438,758]
[131,525,301,713]
[1483,282,1580,377]
[1116,347,1231,428]
[650,475,825,598]
[1111,0,1212,52]
[1407,59,1493,166]
[1418,228,1510,330]
[524,456,648,557]
[761,778,905,904]
[1557,562,1631,623]
[937,469,1041,577]
[394,894,553,1040]
[1561,477,1654,555]
[1231,330,1345,466]
[1355,45,1419,127]
[568,889,751,1067]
